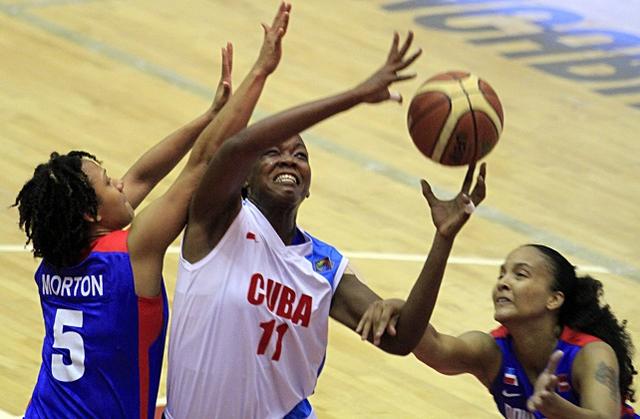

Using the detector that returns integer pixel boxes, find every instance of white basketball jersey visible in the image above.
[165,200,348,419]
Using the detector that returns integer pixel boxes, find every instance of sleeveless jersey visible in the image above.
[166,200,349,419]
[490,325,638,419]
[25,230,168,419]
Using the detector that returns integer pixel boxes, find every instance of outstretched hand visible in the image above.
[356,31,422,104]
[527,350,564,413]
[421,163,486,239]
[254,1,291,76]
[211,42,233,113]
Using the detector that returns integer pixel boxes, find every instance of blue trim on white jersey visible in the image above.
[284,398,313,419]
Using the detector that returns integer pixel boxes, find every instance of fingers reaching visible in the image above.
[387,31,400,61]
[397,31,414,58]
[388,31,420,82]
[265,1,291,38]
[221,42,233,87]
[420,179,437,207]
[470,163,487,205]
[211,43,234,112]
[357,31,421,104]
[461,163,476,194]
[546,350,564,374]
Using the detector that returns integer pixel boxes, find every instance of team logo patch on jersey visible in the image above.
[314,257,333,273]
[246,231,257,241]
[556,374,571,392]
[504,367,519,386]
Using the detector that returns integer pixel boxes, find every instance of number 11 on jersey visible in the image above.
[257,320,289,361]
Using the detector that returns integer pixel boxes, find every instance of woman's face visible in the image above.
[247,135,311,209]
[82,159,134,230]
[492,246,564,324]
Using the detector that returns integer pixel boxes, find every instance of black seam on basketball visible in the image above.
[408,95,452,133]
[459,79,479,164]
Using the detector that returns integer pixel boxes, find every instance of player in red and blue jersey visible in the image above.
[491,325,637,418]
[14,6,290,415]
[28,229,168,418]
[360,244,638,418]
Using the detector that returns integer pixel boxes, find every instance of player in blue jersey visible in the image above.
[359,244,638,418]
[13,3,291,417]
[166,30,489,418]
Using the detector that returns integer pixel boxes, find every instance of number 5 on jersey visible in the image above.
[257,320,289,361]
[52,309,85,382]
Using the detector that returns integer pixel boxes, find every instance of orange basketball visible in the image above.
[407,71,504,166]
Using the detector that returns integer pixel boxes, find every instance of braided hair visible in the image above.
[14,151,100,267]
[530,244,637,402]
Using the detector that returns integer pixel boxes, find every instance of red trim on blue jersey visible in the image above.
[490,325,509,338]
[560,327,601,346]
[491,325,601,347]
[91,230,129,253]
[621,402,639,418]
[138,294,165,419]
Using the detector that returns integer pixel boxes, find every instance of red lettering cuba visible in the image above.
[247,273,313,327]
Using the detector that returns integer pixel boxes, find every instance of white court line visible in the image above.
[0,244,611,274]
[0,410,19,419]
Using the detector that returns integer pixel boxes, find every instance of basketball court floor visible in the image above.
[1,0,639,417]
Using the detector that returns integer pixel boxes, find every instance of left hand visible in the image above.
[211,42,233,113]
[254,1,291,76]
[421,163,486,239]
[356,31,422,104]
[527,350,564,413]
[356,298,404,346]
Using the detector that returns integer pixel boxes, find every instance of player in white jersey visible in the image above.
[166,30,486,419]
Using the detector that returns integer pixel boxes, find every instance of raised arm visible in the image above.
[119,47,232,209]
[184,31,421,261]
[185,1,291,170]
[127,3,291,298]
[330,164,487,356]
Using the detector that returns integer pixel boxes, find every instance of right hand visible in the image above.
[421,163,487,239]
[211,42,233,113]
[527,350,564,413]
[356,31,422,104]
[254,1,291,76]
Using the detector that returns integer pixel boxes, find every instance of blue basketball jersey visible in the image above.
[25,230,168,419]
[490,325,638,419]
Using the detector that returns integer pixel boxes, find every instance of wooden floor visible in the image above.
[1,0,639,417]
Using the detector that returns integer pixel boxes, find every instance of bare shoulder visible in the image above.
[458,330,502,386]
[575,340,618,369]
[573,340,620,400]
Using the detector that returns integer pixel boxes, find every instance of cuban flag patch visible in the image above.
[503,367,519,386]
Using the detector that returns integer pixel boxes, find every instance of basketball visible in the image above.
[407,71,504,166]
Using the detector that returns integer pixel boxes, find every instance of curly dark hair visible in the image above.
[13,151,100,267]
[530,244,637,403]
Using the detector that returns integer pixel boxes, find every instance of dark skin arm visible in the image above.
[183,31,421,262]
[333,164,487,355]
[128,2,291,297]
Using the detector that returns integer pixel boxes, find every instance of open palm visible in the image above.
[421,163,486,239]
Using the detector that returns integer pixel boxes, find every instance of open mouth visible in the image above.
[495,297,512,304]
[273,173,299,185]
